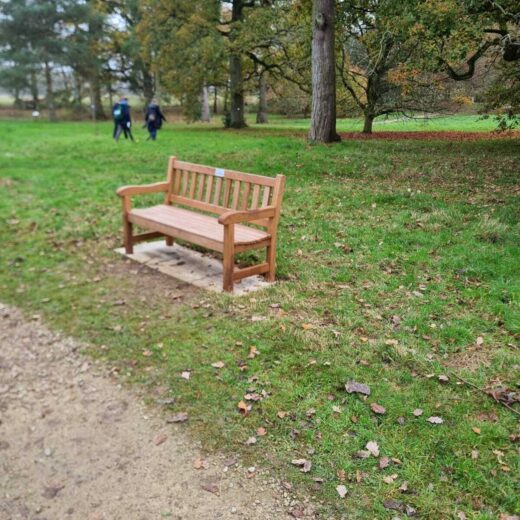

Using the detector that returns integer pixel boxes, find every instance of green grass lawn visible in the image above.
[257,113,500,132]
[1,119,519,519]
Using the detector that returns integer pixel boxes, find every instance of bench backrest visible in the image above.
[164,157,285,229]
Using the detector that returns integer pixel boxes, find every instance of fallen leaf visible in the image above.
[405,504,417,517]
[142,350,152,357]
[245,436,257,445]
[379,456,391,469]
[201,482,219,494]
[166,412,188,423]
[154,433,167,446]
[365,441,380,457]
[211,361,225,369]
[345,380,371,396]
[291,458,312,472]
[193,457,209,470]
[438,375,449,383]
[383,499,403,511]
[224,456,238,467]
[355,450,370,459]
[336,484,348,498]
[156,397,176,406]
[337,469,346,481]
[383,473,398,484]
[248,346,260,359]
[181,371,191,380]
[289,508,305,518]
[427,416,444,425]
[400,480,409,492]
[476,336,484,347]
[42,483,65,499]
[237,401,251,416]
[413,408,423,417]
[332,405,342,414]
[277,411,287,419]
[385,339,398,346]
[302,323,313,330]
[472,427,481,435]
[370,403,386,415]
[471,449,479,459]
[244,393,262,401]
[257,427,267,436]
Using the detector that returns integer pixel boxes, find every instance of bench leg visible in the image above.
[223,225,235,292]
[123,217,133,254]
[265,241,276,282]
[165,236,174,246]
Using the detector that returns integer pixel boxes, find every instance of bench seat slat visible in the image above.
[128,205,270,248]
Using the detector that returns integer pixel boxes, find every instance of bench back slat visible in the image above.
[165,157,284,229]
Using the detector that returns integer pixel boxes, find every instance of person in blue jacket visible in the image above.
[112,97,134,141]
[144,100,166,141]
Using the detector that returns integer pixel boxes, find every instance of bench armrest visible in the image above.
[218,206,276,225]
[116,182,169,197]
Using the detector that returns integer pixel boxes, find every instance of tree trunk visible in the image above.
[142,67,154,105]
[90,74,106,120]
[213,86,218,115]
[107,84,113,111]
[309,0,340,143]
[229,54,246,128]
[362,113,374,133]
[30,69,39,110]
[13,87,22,108]
[73,71,83,109]
[223,83,229,113]
[201,85,211,122]
[256,73,268,124]
[44,62,57,122]
[227,0,246,128]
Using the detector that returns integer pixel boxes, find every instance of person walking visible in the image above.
[112,97,134,141]
[144,99,166,141]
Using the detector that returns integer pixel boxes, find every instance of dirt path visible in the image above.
[0,304,312,520]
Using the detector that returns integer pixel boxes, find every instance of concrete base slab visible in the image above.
[114,241,272,295]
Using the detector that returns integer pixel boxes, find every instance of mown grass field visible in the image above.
[0,118,519,519]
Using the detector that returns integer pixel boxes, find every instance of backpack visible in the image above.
[147,106,159,124]
[113,104,124,122]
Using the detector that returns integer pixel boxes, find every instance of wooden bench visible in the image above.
[116,157,286,292]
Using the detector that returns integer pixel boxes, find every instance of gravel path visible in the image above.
[0,304,312,520]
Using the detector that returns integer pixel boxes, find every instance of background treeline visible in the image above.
[0,0,518,132]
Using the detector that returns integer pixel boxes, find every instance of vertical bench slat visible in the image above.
[262,186,271,207]
[181,170,189,197]
[205,175,214,203]
[173,169,181,196]
[251,184,261,209]
[231,180,241,209]
[197,173,205,200]
[223,178,232,207]
[188,171,197,198]
[241,182,251,210]
[213,177,223,205]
